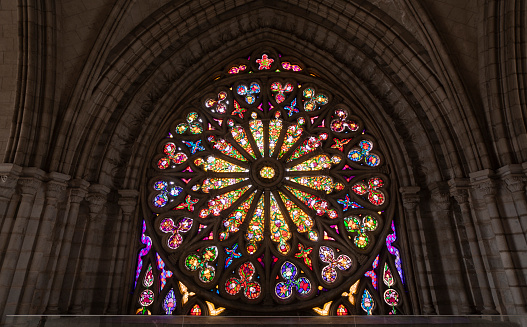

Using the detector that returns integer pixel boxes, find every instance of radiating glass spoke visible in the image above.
[219,192,256,241]
[245,194,265,254]
[249,120,265,156]
[269,119,283,156]
[202,178,247,193]
[290,154,339,171]
[270,193,291,254]
[278,124,303,159]
[287,176,335,194]
[199,186,250,217]
[231,126,256,159]
[285,185,338,218]
[195,156,248,173]
[287,135,325,162]
[212,137,247,161]
[278,191,317,241]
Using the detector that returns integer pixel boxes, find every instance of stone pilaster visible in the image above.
[400,186,436,314]
[449,178,498,314]
[429,183,472,314]
[69,184,110,313]
[0,164,23,258]
[470,169,520,314]
[45,179,90,314]
[107,189,139,313]
[22,172,70,314]
[0,168,45,318]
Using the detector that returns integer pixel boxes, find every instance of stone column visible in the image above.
[400,186,436,314]
[449,178,498,314]
[45,179,90,313]
[470,170,520,314]
[20,173,70,314]
[107,189,138,313]
[69,184,110,313]
[500,165,527,242]
[0,168,45,319]
[0,164,22,255]
[429,185,472,314]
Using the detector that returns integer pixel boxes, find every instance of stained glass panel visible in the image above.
[137,49,405,316]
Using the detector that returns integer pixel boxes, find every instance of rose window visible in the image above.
[134,49,408,315]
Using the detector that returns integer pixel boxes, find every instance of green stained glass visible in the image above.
[202,178,247,193]
[278,191,317,241]
[194,156,248,173]
[268,119,283,156]
[278,124,303,159]
[231,126,256,159]
[285,185,338,219]
[219,192,256,241]
[270,193,291,254]
[245,194,265,254]
[199,186,250,218]
[288,135,325,162]
[287,176,335,194]
[344,215,378,249]
[249,119,265,156]
[213,138,246,161]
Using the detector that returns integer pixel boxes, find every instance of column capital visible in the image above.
[118,189,139,215]
[87,184,111,217]
[448,178,471,204]
[399,186,420,210]
[429,182,451,211]
[496,164,525,193]
[0,164,22,200]
[69,179,90,204]
[469,169,497,197]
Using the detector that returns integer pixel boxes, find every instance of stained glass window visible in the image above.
[132,48,410,315]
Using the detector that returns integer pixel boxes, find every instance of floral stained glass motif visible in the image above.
[270,82,294,103]
[303,88,328,111]
[158,143,188,170]
[275,261,312,299]
[348,140,380,167]
[319,246,352,283]
[185,246,218,283]
[344,215,378,249]
[153,181,182,208]
[352,177,385,206]
[225,262,262,299]
[176,112,203,135]
[144,52,398,315]
[163,289,176,314]
[237,82,260,104]
[160,217,193,249]
[205,91,228,114]
[361,289,374,315]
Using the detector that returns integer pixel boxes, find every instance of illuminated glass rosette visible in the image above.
[144,52,397,314]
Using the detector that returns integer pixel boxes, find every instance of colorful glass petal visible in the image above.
[245,194,265,254]
[270,193,291,254]
[219,192,256,241]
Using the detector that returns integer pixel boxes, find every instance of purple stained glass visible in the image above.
[386,221,404,284]
[156,252,173,291]
[163,288,176,314]
[135,220,152,289]
[364,255,379,289]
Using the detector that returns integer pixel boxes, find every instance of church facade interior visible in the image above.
[0,0,526,325]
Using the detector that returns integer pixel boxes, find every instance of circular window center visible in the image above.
[260,166,275,179]
[251,158,284,189]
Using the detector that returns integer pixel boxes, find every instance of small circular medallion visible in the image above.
[260,166,275,179]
